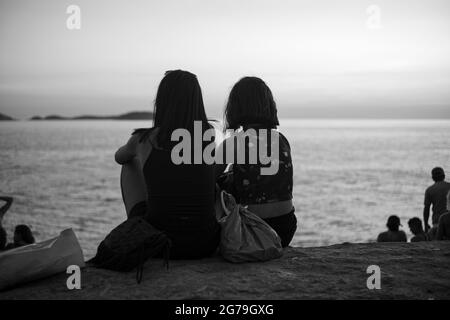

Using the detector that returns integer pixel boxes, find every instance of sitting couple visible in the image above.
[115,70,297,259]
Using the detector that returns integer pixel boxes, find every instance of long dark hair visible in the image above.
[136,70,211,149]
[224,77,279,130]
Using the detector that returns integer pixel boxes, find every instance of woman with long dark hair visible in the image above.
[217,76,297,247]
[115,70,220,259]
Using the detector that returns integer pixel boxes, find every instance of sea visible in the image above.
[1,119,449,258]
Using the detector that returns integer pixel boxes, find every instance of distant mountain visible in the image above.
[30,111,153,121]
[114,111,153,120]
[0,112,15,121]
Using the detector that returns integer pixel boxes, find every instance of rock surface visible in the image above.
[1,242,450,300]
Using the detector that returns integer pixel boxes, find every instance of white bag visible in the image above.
[218,191,283,263]
[0,228,85,291]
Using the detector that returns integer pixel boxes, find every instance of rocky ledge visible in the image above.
[1,242,450,300]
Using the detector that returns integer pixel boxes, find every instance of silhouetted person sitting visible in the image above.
[377,215,407,242]
[408,217,429,242]
[423,167,450,239]
[4,225,35,250]
[436,191,450,241]
[0,196,13,251]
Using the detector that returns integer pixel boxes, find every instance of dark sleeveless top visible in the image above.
[231,128,293,205]
[143,147,217,232]
[130,127,219,258]
[135,126,217,231]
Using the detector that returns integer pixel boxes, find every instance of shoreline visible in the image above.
[1,242,449,300]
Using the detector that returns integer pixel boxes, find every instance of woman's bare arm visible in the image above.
[115,135,138,165]
[0,196,13,217]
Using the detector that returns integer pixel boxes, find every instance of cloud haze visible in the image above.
[1,0,449,119]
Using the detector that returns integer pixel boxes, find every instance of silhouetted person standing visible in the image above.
[436,191,450,241]
[423,167,450,238]
[377,215,407,242]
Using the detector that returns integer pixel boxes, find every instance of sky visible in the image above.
[1,0,450,119]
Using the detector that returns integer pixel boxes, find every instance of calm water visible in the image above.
[1,119,449,258]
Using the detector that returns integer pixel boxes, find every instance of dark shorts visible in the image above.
[164,222,220,259]
[263,209,297,247]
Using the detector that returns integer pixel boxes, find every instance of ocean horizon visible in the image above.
[1,118,449,258]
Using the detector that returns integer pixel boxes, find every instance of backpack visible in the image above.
[89,216,171,283]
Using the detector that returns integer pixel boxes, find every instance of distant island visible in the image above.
[0,112,15,121]
[30,111,153,121]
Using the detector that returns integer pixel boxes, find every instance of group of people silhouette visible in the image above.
[377,167,450,242]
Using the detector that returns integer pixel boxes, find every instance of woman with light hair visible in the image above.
[436,191,450,240]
